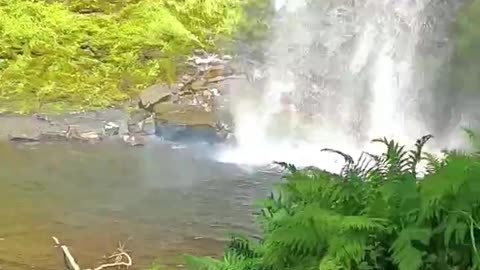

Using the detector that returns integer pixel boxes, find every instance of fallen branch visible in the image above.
[52,236,80,270]
[52,236,132,270]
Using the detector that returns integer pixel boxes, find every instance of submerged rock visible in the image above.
[122,134,145,146]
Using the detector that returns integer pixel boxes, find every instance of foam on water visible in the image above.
[216,0,468,173]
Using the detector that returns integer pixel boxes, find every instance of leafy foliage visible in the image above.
[0,0,261,113]
[187,133,480,270]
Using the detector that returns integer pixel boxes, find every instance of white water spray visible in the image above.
[217,0,467,172]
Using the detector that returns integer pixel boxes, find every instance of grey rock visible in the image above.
[127,109,152,134]
[103,121,120,136]
[122,134,145,147]
[8,134,40,142]
[153,104,217,127]
[65,126,102,143]
[139,84,173,110]
[207,76,226,83]
[190,79,208,91]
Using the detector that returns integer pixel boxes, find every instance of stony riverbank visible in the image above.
[0,51,251,146]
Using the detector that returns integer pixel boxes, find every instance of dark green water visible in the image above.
[0,139,276,269]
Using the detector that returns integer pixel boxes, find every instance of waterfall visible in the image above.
[217,0,468,172]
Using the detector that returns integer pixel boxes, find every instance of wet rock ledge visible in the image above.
[1,50,240,146]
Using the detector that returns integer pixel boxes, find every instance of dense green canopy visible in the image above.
[0,0,257,113]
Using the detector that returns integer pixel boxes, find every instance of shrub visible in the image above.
[186,132,480,270]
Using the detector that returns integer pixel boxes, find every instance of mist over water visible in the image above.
[217,0,470,172]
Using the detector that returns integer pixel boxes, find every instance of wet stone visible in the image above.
[103,122,120,136]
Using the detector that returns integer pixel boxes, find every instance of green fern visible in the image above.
[187,132,480,270]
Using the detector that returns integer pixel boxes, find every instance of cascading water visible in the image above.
[217,0,469,172]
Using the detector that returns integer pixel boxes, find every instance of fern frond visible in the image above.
[377,176,420,221]
[318,255,343,270]
[444,212,469,248]
[422,152,445,174]
[352,152,377,178]
[273,161,297,173]
[321,148,354,165]
[371,137,411,176]
[326,233,369,268]
[226,234,259,259]
[406,134,433,175]
[390,227,432,270]
[321,148,376,180]
[222,251,263,270]
[321,148,356,178]
[420,155,480,219]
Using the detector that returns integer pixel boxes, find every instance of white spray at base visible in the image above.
[216,0,469,173]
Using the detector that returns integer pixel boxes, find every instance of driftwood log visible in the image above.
[52,236,132,270]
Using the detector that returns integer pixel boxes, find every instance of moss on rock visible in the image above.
[0,0,252,114]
